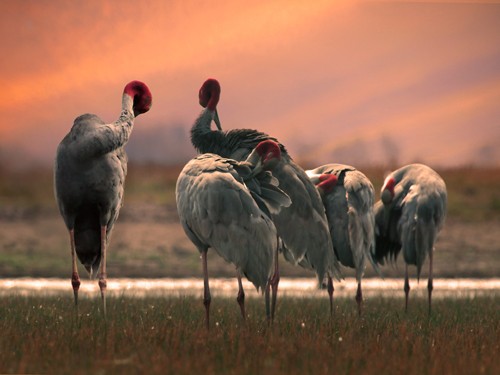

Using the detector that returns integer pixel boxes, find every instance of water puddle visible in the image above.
[0,277,498,298]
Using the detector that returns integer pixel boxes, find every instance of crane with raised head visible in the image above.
[190,78,342,317]
[54,80,152,316]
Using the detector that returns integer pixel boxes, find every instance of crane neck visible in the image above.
[121,94,135,120]
[191,109,218,152]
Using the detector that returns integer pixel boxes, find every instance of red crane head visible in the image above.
[254,140,282,169]
[316,173,338,194]
[124,80,152,117]
[246,140,282,176]
[199,78,221,111]
[381,175,396,204]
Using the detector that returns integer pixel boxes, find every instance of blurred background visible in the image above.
[0,0,499,280]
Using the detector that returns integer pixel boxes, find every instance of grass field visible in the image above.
[0,165,499,374]
[0,295,498,375]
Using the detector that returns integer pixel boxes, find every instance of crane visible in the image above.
[307,164,377,315]
[176,140,291,328]
[373,163,447,314]
[54,80,152,316]
[191,78,342,317]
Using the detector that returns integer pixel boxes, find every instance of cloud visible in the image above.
[0,0,499,168]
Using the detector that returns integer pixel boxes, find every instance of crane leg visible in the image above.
[404,265,410,313]
[98,225,107,318]
[428,249,434,316]
[69,229,81,312]
[327,276,334,317]
[265,281,271,324]
[355,282,363,316]
[201,250,211,330]
[269,243,280,323]
[236,271,246,321]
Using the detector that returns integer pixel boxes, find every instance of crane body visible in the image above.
[191,79,341,298]
[373,163,447,314]
[176,140,291,327]
[307,163,376,315]
[54,81,152,315]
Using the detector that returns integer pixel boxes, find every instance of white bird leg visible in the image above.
[236,270,246,321]
[98,225,107,318]
[201,250,211,330]
[69,229,81,312]
[269,241,280,323]
[327,276,334,317]
[404,265,410,313]
[355,282,363,316]
[428,249,434,316]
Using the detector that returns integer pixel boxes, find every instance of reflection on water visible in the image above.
[0,277,498,298]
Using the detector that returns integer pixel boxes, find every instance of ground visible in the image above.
[0,165,499,375]
[0,165,499,279]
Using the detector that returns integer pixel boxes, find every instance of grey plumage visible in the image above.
[176,141,290,327]
[176,154,287,290]
[191,80,341,285]
[307,164,376,279]
[54,112,130,274]
[373,163,447,313]
[54,80,152,312]
[373,164,447,273]
[307,163,376,314]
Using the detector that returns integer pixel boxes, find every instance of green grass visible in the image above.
[0,295,498,374]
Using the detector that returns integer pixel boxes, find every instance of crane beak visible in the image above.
[214,109,222,131]
[245,149,264,179]
[306,171,321,185]
[248,160,264,179]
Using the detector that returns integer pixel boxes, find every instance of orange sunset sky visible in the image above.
[0,0,499,168]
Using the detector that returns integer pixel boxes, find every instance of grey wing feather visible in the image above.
[375,163,447,277]
[236,166,292,217]
[344,170,379,278]
[323,186,351,266]
[66,112,134,160]
[208,137,340,283]
[273,160,342,283]
[259,185,292,212]
[54,112,134,275]
[307,163,357,177]
[374,198,402,265]
[400,178,447,277]
[312,165,378,280]
[175,155,276,290]
[399,186,421,270]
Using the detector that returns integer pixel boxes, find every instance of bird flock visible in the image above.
[54,78,447,327]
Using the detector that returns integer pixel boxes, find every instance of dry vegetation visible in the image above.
[1,295,498,375]
[0,165,499,375]
[0,165,499,279]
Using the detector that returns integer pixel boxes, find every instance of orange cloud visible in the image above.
[0,0,498,167]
